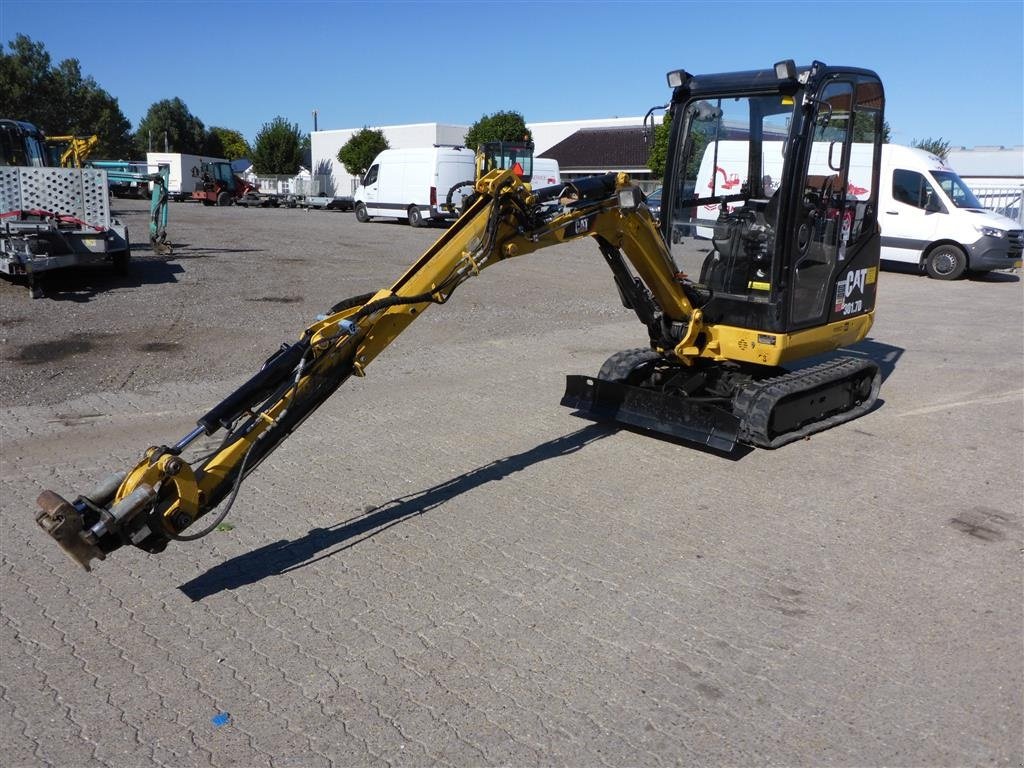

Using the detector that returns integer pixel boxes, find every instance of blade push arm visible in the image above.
[36,170,694,570]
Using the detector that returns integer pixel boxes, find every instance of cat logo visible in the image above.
[835,268,869,315]
[845,268,867,298]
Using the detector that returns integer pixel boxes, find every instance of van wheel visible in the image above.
[408,206,423,228]
[355,203,369,222]
[925,244,967,280]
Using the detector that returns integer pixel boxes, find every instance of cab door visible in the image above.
[788,75,883,330]
[880,167,942,264]
[360,163,380,214]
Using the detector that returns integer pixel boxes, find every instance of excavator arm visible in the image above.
[35,170,695,570]
[102,165,173,253]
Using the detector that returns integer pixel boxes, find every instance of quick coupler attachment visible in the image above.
[36,490,106,571]
[35,472,153,571]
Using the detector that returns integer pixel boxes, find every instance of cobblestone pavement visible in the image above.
[1,201,1021,766]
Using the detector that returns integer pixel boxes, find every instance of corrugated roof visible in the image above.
[538,126,651,171]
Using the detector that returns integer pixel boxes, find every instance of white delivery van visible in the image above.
[146,152,227,201]
[875,144,1021,278]
[690,142,1021,279]
[353,146,475,226]
[530,158,561,190]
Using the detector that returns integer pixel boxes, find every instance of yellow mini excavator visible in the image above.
[36,60,887,571]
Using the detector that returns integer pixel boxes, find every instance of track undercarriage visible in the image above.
[562,349,880,452]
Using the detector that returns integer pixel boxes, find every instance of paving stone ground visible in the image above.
[1,199,1021,767]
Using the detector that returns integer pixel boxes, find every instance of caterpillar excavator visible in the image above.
[35,60,887,571]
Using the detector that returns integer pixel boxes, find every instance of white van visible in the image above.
[353,146,475,227]
[691,142,1021,279]
[530,158,561,190]
[875,144,1021,278]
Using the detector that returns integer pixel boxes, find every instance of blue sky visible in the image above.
[2,0,1022,149]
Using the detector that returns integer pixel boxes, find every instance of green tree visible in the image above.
[135,97,206,155]
[646,110,672,179]
[206,127,251,160]
[0,34,133,158]
[0,35,55,125]
[337,127,389,177]
[252,116,303,174]
[911,137,952,160]
[463,111,531,151]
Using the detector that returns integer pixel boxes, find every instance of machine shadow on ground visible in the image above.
[7,259,186,303]
[881,260,1020,283]
[179,424,618,600]
[179,416,763,600]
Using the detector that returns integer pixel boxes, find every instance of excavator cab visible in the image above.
[445,141,536,215]
[662,61,885,336]
[0,119,47,167]
[477,140,534,180]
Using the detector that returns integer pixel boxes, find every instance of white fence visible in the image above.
[247,174,335,197]
[973,185,1023,227]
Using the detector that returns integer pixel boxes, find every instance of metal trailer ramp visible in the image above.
[0,167,129,294]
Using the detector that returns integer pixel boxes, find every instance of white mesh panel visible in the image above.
[1,168,111,227]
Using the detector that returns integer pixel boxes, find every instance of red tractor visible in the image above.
[191,160,254,206]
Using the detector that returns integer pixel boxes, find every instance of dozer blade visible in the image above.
[561,375,740,452]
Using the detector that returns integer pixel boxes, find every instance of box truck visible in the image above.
[146,152,229,202]
[687,142,1021,279]
[353,146,475,226]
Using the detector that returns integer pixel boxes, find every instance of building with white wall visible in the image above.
[947,146,1024,226]
[947,145,1024,186]
[311,116,661,196]
[311,123,467,196]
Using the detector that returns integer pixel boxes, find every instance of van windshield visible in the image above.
[930,170,983,209]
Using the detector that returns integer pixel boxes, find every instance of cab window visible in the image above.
[362,165,378,186]
[893,169,941,210]
[931,170,982,209]
[667,94,796,300]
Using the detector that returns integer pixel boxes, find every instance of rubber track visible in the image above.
[734,356,881,449]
